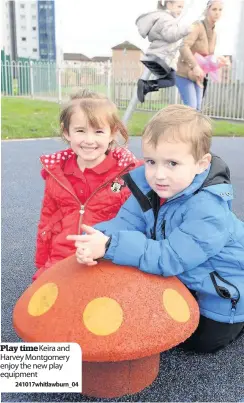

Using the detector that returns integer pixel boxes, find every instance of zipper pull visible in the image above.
[150,228,156,240]
[161,220,166,239]
[79,205,85,215]
[230,299,237,324]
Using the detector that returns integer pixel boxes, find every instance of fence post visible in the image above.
[30,61,34,99]
[58,64,62,104]
[48,62,51,94]
[107,60,111,99]
[4,61,8,95]
[122,67,151,125]
[174,86,178,104]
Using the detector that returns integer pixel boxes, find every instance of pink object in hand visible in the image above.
[194,53,223,82]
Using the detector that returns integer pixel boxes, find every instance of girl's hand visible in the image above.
[67,224,109,261]
[76,247,97,266]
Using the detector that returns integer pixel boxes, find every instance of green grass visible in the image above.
[2,97,244,140]
[2,97,60,139]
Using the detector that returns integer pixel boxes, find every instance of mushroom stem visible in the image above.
[82,354,160,398]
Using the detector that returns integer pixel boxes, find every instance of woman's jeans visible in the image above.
[176,75,204,111]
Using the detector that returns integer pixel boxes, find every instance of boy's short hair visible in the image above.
[142,104,212,161]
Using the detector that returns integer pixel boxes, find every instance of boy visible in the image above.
[67,105,244,353]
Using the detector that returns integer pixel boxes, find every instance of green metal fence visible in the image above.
[1,58,244,120]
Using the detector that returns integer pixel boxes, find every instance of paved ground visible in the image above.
[1,137,244,402]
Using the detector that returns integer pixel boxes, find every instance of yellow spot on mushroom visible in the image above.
[28,283,58,317]
[83,297,123,336]
[162,289,190,323]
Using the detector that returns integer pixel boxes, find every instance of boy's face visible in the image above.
[143,138,211,199]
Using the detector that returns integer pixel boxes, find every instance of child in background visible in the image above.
[33,90,140,280]
[136,0,195,102]
[68,105,244,353]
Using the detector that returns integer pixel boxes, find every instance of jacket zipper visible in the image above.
[41,161,134,234]
[210,271,240,324]
[149,192,187,240]
[151,216,166,240]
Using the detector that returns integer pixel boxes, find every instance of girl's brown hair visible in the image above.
[60,89,128,147]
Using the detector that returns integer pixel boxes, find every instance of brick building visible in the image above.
[112,41,144,80]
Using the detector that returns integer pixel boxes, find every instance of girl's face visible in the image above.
[63,108,115,169]
[167,1,185,17]
[207,1,223,23]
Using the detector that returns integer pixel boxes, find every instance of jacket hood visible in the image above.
[40,147,138,179]
[174,153,232,201]
[199,154,233,203]
[129,154,233,203]
[136,11,165,38]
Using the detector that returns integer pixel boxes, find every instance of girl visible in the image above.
[33,90,140,280]
[136,0,194,103]
[176,0,227,110]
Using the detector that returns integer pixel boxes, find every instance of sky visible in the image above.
[55,0,243,59]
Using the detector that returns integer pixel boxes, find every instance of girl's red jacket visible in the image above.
[33,147,141,280]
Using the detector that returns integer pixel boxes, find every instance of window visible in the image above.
[22,47,27,52]
[20,15,26,20]
[31,3,36,8]
[21,37,26,41]
[32,27,36,31]
[32,15,36,20]
[20,3,25,8]
[33,48,37,52]
[21,26,26,30]
[32,36,37,40]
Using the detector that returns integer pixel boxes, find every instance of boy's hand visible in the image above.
[67,224,109,261]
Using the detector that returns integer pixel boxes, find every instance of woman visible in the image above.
[176,0,224,110]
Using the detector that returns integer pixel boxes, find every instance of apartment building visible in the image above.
[1,0,56,61]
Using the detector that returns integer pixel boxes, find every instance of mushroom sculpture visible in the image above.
[13,255,199,398]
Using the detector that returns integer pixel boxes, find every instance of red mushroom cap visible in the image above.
[13,256,199,362]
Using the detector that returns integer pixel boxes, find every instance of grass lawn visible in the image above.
[2,97,244,140]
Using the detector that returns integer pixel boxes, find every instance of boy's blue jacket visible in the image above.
[95,155,244,324]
